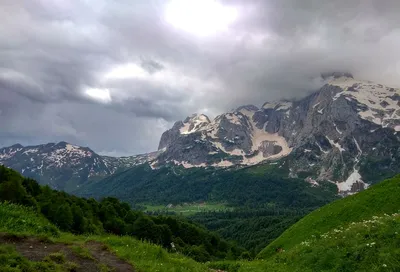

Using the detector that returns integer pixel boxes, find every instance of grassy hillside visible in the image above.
[0,202,59,237]
[0,202,208,272]
[258,174,400,259]
[211,211,399,271]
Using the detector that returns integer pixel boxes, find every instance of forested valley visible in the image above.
[0,165,248,262]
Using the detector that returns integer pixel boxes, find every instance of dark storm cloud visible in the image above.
[140,59,165,74]
[1,0,399,155]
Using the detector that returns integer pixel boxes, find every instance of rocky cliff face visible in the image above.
[154,75,400,195]
[0,142,159,191]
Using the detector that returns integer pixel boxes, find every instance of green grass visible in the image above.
[239,212,400,272]
[144,202,232,216]
[52,234,208,271]
[258,174,400,259]
[88,235,208,272]
[97,263,112,272]
[70,245,94,260]
[0,244,76,272]
[44,252,66,264]
[0,201,209,272]
[0,202,59,237]
[206,212,400,272]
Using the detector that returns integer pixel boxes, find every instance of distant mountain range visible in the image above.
[0,141,159,191]
[1,73,399,195]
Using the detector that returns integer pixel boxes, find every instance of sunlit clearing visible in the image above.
[85,88,112,103]
[104,63,148,80]
[165,0,237,36]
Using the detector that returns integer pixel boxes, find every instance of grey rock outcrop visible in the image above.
[154,76,400,194]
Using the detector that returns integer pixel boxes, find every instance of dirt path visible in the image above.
[85,241,134,272]
[0,233,135,272]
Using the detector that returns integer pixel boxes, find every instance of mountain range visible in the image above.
[1,73,399,195]
[0,141,159,191]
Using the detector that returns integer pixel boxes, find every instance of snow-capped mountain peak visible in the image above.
[155,76,400,195]
[328,77,400,131]
[0,142,160,191]
[180,113,211,135]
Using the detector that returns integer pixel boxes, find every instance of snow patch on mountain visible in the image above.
[262,101,292,111]
[180,114,210,135]
[333,123,343,134]
[336,169,368,194]
[226,113,242,125]
[316,142,329,154]
[326,136,345,152]
[212,141,244,156]
[173,160,206,168]
[22,148,39,155]
[212,160,234,167]
[328,77,400,130]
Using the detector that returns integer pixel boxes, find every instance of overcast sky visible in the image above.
[1,0,400,155]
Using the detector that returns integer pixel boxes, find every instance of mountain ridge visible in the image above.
[1,75,399,195]
[153,75,400,194]
[0,141,160,191]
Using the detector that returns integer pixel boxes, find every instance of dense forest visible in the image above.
[189,208,307,254]
[0,165,247,262]
[148,207,309,254]
[75,163,338,208]
[74,163,339,254]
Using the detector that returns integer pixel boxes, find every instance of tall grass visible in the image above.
[90,235,208,272]
[0,202,59,237]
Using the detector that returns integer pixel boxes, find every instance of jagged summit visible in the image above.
[155,76,400,194]
[10,143,24,149]
[180,113,211,134]
[321,71,354,80]
[235,105,259,112]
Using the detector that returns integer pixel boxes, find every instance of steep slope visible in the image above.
[154,74,400,194]
[233,210,400,271]
[0,142,159,191]
[257,174,400,259]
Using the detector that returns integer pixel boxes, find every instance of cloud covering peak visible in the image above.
[1,0,399,155]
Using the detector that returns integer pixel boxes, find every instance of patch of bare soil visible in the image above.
[0,233,135,272]
[85,241,134,272]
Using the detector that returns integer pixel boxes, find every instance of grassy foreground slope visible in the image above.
[258,174,400,259]
[0,202,208,272]
[233,211,400,271]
